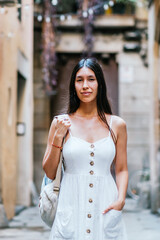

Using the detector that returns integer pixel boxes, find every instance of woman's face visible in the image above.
[75,67,98,103]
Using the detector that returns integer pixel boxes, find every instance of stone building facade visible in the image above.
[148,0,160,212]
[0,0,33,220]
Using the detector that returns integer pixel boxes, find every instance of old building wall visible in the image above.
[16,2,34,207]
[0,0,33,219]
[148,0,160,212]
[0,8,18,219]
[118,53,149,175]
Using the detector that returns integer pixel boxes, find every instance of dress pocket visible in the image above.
[55,207,75,239]
[103,209,122,239]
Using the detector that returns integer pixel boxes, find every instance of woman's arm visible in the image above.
[42,116,71,180]
[102,117,128,213]
[114,118,128,208]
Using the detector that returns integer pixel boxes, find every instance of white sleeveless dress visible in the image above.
[49,115,128,240]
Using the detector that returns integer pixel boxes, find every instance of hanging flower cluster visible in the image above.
[77,0,101,57]
[41,0,57,96]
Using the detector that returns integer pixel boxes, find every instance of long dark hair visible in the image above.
[67,58,117,144]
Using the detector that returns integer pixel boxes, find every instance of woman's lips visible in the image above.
[81,92,92,96]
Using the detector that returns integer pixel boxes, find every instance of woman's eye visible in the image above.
[76,79,82,82]
[89,78,95,81]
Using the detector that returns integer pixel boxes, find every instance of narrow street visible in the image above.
[0,199,160,240]
[0,1,160,240]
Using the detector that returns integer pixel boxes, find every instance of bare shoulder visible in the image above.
[110,115,127,138]
[112,115,126,128]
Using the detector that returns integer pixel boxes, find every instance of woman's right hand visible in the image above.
[42,115,71,179]
[54,115,71,139]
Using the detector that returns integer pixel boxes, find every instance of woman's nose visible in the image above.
[82,80,89,89]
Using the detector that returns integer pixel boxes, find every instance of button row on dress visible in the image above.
[89,154,94,173]
[87,144,94,235]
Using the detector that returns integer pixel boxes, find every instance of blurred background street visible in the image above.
[0,0,160,239]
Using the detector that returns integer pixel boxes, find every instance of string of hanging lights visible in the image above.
[35,1,132,21]
[0,0,148,22]
[0,0,149,16]
[34,0,115,22]
[33,0,148,22]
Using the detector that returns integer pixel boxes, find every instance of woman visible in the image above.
[42,58,128,240]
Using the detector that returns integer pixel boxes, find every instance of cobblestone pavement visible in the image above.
[0,206,50,239]
[0,199,160,240]
[123,199,160,240]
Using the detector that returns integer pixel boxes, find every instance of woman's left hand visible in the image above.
[102,199,125,214]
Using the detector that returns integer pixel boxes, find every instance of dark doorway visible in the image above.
[17,72,26,122]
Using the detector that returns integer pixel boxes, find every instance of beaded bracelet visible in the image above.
[51,143,63,151]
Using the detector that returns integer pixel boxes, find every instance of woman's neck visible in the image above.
[75,102,98,118]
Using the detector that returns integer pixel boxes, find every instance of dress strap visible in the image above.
[68,128,72,136]
[109,115,112,137]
